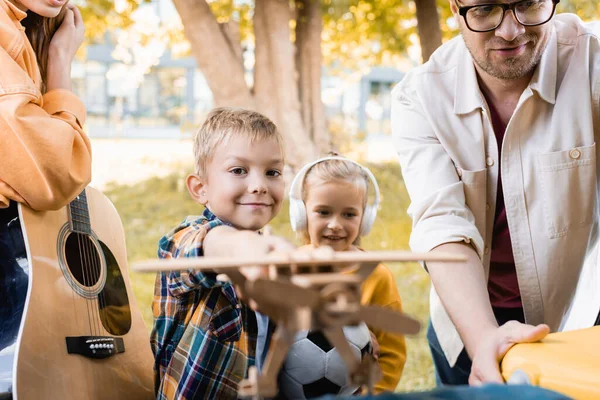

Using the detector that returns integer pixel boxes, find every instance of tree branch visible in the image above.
[172,0,252,107]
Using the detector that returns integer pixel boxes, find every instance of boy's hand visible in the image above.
[237,233,295,281]
[224,231,295,310]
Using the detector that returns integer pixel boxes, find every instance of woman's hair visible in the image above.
[22,7,67,93]
[301,152,370,244]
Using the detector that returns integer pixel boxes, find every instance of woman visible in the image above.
[0,0,91,211]
[0,0,90,375]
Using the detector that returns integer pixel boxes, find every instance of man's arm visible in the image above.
[391,80,548,385]
[428,243,496,358]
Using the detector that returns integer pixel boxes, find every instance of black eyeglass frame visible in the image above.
[456,0,560,33]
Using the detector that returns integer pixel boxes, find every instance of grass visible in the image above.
[104,161,435,392]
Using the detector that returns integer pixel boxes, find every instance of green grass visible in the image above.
[104,161,435,392]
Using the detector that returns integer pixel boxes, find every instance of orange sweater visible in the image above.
[0,0,91,211]
[359,263,407,393]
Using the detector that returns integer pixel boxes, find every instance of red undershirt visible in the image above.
[483,97,523,309]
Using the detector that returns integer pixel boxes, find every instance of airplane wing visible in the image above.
[131,250,465,273]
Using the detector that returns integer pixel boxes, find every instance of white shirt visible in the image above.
[392,14,600,366]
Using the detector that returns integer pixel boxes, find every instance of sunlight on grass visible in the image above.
[106,161,435,392]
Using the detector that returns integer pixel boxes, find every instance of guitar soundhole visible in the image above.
[65,233,102,287]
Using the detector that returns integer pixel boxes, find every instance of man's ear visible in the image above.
[186,173,208,205]
[449,0,459,16]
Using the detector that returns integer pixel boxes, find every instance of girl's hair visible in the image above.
[22,7,67,93]
[301,152,371,244]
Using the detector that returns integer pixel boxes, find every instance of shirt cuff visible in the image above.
[42,89,87,126]
[409,215,484,260]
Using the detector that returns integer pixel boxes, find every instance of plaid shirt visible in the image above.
[150,208,259,399]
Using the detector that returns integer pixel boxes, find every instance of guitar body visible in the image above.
[0,187,154,399]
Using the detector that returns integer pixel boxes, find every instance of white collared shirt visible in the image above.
[392,14,600,366]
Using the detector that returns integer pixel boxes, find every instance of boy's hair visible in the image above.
[193,107,284,175]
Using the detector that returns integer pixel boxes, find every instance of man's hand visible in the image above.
[469,321,550,386]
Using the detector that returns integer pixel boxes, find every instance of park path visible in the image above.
[90,138,194,190]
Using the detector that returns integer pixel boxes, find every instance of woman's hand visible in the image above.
[47,4,85,91]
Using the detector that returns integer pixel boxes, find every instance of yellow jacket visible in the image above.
[360,263,407,393]
[0,0,91,211]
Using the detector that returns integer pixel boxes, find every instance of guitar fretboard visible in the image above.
[69,190,91,234]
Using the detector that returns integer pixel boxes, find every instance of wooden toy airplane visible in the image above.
[133,249,465,398]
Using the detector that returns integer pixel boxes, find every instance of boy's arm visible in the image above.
[204,225,295,282]
[204,225,294,258]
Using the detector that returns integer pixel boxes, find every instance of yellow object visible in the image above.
[360,263,407,393]
[501,326,600,400]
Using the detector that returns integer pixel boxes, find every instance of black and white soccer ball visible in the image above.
[278,322,372,399]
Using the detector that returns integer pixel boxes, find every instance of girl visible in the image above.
[289,154,407,394]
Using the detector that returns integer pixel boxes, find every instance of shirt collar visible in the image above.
[202,206,219,222]
[203,206,264,234]
[4,0,27,22]
[453,25,558,114]
[453,39,487,115]
[529,25,557,105]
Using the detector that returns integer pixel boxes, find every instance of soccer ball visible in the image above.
[278,322,372,399]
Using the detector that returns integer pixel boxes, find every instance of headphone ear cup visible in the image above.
[360,205,377,236]
[289,198,307,232]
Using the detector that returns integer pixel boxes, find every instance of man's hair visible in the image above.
[193,107,284,175]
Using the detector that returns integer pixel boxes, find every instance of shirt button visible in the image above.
[456,168,463,177]
[486,157,494,167]
[486,203,491,210]
[484,247,490,255]
[569,149,581,159]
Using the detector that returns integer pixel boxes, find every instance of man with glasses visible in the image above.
[393,0,600,386]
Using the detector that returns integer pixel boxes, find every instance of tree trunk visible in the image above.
[254,0,317,167]
[171,0,253,108]
[415,0,443,63]
[295,0,329,154]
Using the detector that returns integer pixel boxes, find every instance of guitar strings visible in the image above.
[80,193,102,337]
[77,228,94,337]
[89,233,105,336]
[81,230,99,336]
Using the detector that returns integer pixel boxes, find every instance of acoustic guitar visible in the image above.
[0,187,154,399]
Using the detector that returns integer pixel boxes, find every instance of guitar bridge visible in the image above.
[66,336,125,359]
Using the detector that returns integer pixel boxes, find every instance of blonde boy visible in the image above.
[150,108,293,400]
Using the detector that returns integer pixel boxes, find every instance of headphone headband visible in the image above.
[288,156,381,234]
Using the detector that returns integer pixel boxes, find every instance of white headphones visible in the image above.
[288,156,381,236]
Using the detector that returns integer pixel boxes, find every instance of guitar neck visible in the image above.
[68,190,91,235]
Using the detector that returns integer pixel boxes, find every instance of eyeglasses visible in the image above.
[456,0,560,33]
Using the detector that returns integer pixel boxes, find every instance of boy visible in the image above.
[150,107,293,399]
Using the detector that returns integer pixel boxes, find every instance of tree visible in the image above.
[80,0,600,167]
[170,0,320,167]
[415,0,443,62]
